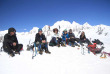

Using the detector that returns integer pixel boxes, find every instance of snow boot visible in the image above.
[15,51,20,55]
[45,50,51,54]
[80,43,84,46]
[9,53,15,57]
[61,42,64,46]
[71,43,75,47]
[76,43,80,47]
[39,50,43,55]
[57,43,60,47]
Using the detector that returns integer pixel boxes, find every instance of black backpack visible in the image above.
[92,39,103,45]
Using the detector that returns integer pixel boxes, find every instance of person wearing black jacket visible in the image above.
[3,28,23,57]
[80,31,92,45]
[68,29,80,47]
[34,28,51,55]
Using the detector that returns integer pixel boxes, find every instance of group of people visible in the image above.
[49,28,91,47]
[3,27,92,57]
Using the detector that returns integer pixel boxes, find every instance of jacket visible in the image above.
[80,35,86,40]
[51,33,60,38]
[3,33,18,47]
[35,33,46,43]
[68,32,75,38]
[62,33,70,40]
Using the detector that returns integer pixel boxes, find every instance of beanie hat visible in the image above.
[38,28,42,32]
[64,29,67,32]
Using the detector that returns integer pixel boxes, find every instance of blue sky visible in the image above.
[0,0,110,32]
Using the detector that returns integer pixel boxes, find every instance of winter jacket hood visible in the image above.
[8,28,16,34]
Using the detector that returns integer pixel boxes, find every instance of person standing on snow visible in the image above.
[34,28,51,55]
[3,28,23,57]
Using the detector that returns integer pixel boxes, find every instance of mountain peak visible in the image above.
[29,27,39,34]
[83,22,92,28]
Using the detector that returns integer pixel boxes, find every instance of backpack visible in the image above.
[88,43,104,54]
[92,39,103,45]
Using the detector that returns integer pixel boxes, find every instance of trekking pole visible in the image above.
[88,47,90,54]
[83,47,84,55]
[34,42,37,56]
[38,43,41,51]
[0,46,2,52]
[77,31,81,37]
[65,36,67,46]
[0,46,2,55]
[81,45,84,55]
[32,42,37,59]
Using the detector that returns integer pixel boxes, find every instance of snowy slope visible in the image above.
[0,20,110,74]
[0,46,110,74]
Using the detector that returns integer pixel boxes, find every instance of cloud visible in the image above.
[24,29,27,30]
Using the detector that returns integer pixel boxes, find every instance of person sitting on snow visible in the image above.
[80,31,92,45]
[68,29,80,47]
[61,29,70,46]
[3,27,23,57]
[49,28,63,47]
[34,28,51,55]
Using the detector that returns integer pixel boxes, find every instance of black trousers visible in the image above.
[3,44,23,54]
[50,37,62,45]
[69,38,80,43]
[80,39,91,45]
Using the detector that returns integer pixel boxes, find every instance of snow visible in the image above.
[0,46,110,74]
[0,20,110,74]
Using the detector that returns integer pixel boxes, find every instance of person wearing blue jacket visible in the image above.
[62,29,70,45]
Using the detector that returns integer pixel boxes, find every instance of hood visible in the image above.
[8,27,16,34]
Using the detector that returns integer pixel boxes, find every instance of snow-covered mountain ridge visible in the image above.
[0,20,110,35]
